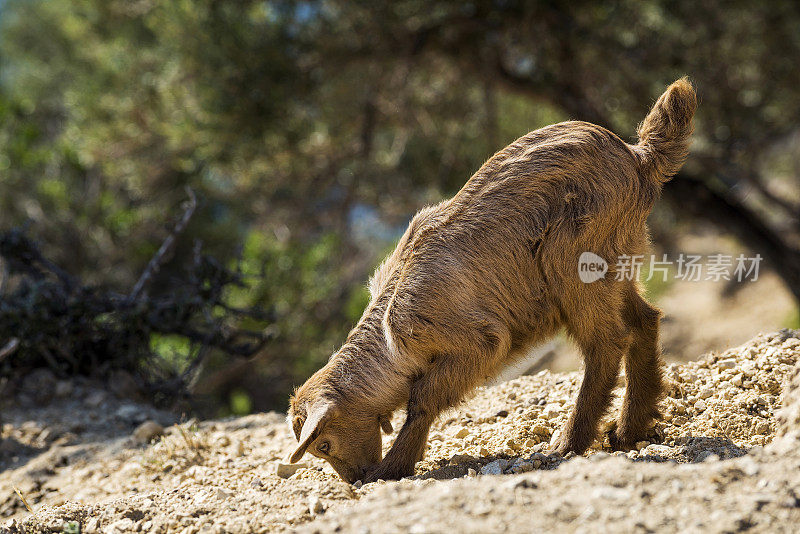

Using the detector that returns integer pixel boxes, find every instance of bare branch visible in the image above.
[0,338,19,362]
[128,188,198,304]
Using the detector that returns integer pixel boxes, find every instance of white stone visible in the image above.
[275,462,306,478]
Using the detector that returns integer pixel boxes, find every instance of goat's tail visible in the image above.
[635,77,697,184]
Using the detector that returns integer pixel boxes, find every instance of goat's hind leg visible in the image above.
[553,309,631,456]
[609,283,664,449]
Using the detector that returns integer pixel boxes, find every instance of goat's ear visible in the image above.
[289,400,333,463]
[291,415,303,440]
[379,414,393,434]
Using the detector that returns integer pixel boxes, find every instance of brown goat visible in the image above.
[288,78,697,483]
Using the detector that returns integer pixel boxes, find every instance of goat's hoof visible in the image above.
[362,463,413,483]
[604,421,636,451]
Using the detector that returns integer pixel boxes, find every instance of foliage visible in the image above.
[0,0,798,411]
[0,224,269,407]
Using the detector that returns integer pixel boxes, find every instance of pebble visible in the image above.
[103,518,134,534]
[694,400,707,412]
[592,486,632,501]
[85,391,107,408]
[275,462,307,478]
[55,380,75,398]
[542,405,561,420]
[530,423,550,436]
[642,444,672,457]
[454,427,470,439]
[480,459,509,475]
[510,461,535,473]
[698,388,713,399]
[133,421,164,444]
[717,358,737,370]
[448,454,474,465]
[308,495,324,515]
[215,488,233,500]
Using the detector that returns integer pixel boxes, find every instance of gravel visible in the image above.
[3,329,799,533]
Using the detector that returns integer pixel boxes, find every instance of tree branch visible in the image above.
[128,188,197,304]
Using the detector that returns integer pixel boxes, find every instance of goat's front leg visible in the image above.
[364,348,493,482]
[363,387,435,482]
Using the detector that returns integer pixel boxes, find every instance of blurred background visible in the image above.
[0,0,798,416]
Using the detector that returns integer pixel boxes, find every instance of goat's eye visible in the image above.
[317,441,330,454]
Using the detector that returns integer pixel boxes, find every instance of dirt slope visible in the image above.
[2,330,799,533]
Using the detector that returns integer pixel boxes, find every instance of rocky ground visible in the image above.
[2,330,800,533]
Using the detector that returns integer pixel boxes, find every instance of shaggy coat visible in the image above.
[288,78,697,483]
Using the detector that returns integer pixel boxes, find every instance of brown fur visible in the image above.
[288,78,697,483]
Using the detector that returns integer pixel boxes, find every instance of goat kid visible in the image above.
[288,78,697,483]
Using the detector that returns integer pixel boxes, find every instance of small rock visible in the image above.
[216,488,233,500]
[693,451,719,463]
[510,459,535,473]
[642,444,672,457]
[133,421,164,444]
[694,400,707,411]
[592,486,632,501]
[85,391,107,408]
[732,374,744,387]
[467,468,477,477]
[448,453,474,465]
[275,462,307,478]
[54,380,74,398]
[717,358,737,370]
[250,478,263,489]
[635,441,650,450]
[698,388,713,400]
[308,495,325,515]
[754,421,771,435]
[116,404,143,422]
[103,518,134,534]
[214,433,231,447]
[530,424,550,436]
[454,427,470,439]
[480,459,509,475]
[496,410,509,418]
[542,405,561,420]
